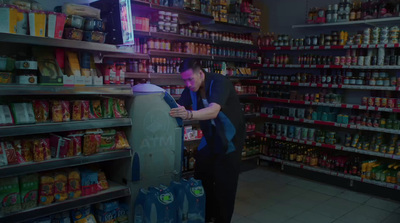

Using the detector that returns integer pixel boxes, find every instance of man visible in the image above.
[169,59,245,223]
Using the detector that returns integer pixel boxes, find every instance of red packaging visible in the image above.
[12,140,28,164]
[67,134,83,157]
[50,134,68,158]
[388,98,396,108]
[61,101,70,122]
[82,100,90,121]
[33,100,50,123]
[21,139,33,162]
[4,141,18,165]
[51,101,63,122]
[362,97,368,106]
[375,97,381,107]
[33,138,51,162]
[368,97,375,106]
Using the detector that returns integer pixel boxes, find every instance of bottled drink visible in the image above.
[350,2,357,20]
[326,5,333,23]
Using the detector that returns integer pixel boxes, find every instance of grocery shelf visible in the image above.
[241,154,260,161]
[260,43,400,51]
[228,76,259,80]
[249,97,400,113]
[150,73,181,79]
[242,80,400,91]
[0,182,130,223]
[148,50,213,59]
[213,40,258,48]
[261,114,400,135]
[0,32,134,54]
[131,0,214,24]
[238,93,258,98]
[260,155,400,191]
[103,53,150,60]
[0,150,131,178]
[292,17,400,29]
[204,21,260,33]
[212,55,259,63]
[126,72,150,79]
[0,118,132,137]
[184,138,202,143]
[256,132,400,161]
[252,64,400,70]
[0,85,133,96]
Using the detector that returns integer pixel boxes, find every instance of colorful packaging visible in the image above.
[50,134,67,158]
[33,100,49,123]
[12,140,29,164]
[82,100,90,121]
[11,103,35,124]
[75,214,97,223]
[19,173,39,210]
[95,201,118,223]
[4,141,18,165]
[33,138,51,162]
[39,174,54,205]
[51,211,71,223]
[100,129,116,152]
[54,172,68,202]
[67,134,83,157]
[117,203,129,223]
[72,101,83,121]
[20,139,34,162]
[67,169,82,199]
[0,142,8,166]
[83,129,102,156]
[115,131,130,150]
[0,105,14,126]
[97,171,109,191]
[89,100,102,119]
[81,169,98,196]
[102,98,114,118]
[51,100,63,122]
[62,101,71,122]
[113,99,128,118]
[0,177,21,215]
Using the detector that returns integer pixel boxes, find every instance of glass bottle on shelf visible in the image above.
[326,5,333,23]
[350,2,357,20]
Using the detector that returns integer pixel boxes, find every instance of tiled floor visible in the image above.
[233,167,400,223]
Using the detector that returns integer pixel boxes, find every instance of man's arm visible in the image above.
[170,103,221,120]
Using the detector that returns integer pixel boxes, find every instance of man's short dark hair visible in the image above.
[179,59,202,73]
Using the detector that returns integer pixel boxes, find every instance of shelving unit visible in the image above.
[260,43,400,51]
[0,85,133,96]
[252,64,400,69]
[0,182,130,223]
[292,17,400,29]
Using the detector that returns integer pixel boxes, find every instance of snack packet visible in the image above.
[11,103,35,124]
[19,173,39,210]
[100,129,116,152]
[83,129,102,156]
[81,169,98,196]
[97,171,109,191]
[13,140,29,164]
[113,99,128,118]
[82,100,90,121]
[51,101,63,122]
[33,138,51,162]
[0,177,21,215]
[33,100,49,123]
[89,100,102,119]
[102,98,114,118]
[115,131,130,149]
[72,101,83,121]
[67,134,83,157]
[20,139,34,162]
[39,174,54,205]
[4,141,18,165]
[0,105,14,126]
[62,100,71,122]
[70,205,92,222]
[0,142,8,166]
[67,168,82,199]
[54,172,68,202]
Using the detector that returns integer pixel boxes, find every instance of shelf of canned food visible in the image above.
[249,97,400,113]
[260,43,400,51]
[259,155,400,191]
[292,17,400,29]
[251,64,400,70]
[256,133,400,161]
[261,114,400,135]
[242,80,400,91]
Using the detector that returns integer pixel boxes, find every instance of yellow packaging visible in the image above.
[0,6,17,34]
[65,51,81,76]
[29,11,46,37]
[54,172,68,202]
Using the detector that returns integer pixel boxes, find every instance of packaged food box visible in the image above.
[19,174,39,210]
[46,12,66,39]
[0,57,15,71]
[0,72,12,84]
[16,8,28,35]
[63,28,83,41]
[0,5,18,34]
[65,15,85,29]
[0,177,21,215]
[11,103,35,124]
[29,10,46,37]
[84,18,105,32]
[83,31,107,43]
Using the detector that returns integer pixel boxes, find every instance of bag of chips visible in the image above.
[0,105,14,126]
[89,100,102,119]
[100,129,116,152]
[83,129,102,156]
[11,103,35,124]
[33,138,51,162]
[4,141,18,165]
[19,173,39,210]
[81,169,99,196]
[0,177,21,215]
[33,100,49,123]
[115,131,130,150]
[51,100,63,122]
[0,142,8,166]
[82,100,90,121]
[39,174,54,205]
[102,98,114,119]
[67,168,82,199]
[97,171,109,191]
[113,99,128,118]
[62,101,71,122]
[20,139,34,162]
[67,134,83,157]
[72,101,83,121]
[54,172,68,202]
[13,140,29,164]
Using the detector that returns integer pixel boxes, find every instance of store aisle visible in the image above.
[233,167,400,223]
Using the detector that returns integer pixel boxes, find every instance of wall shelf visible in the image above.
[0,85,133,96]
[292,17,400,29]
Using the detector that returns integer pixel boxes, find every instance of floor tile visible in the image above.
[309,183,345,196]
[365,197,400,212]
[338,204,391,223]
[264,203,308,218]
[231,213,244,222]
[234,217,260,223]
[247,209,292,223]
[310,197,360,219]
[234,200,265,217]
[382,213,400,223]
[336,190,371,204]
[293,211,335,223]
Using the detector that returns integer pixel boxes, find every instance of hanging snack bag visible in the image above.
[19,173,39,210]
[11,103,35,124]
[72,100,83,121]
[67,134,83,157]
[115,131,130,149]
[81,169,99,196]
[62,100,71,122]
[0,177,21,215]
[82,100,90,120]
[83,129,102,156]
[97,171,109,191]
[102,98,114,118]
[100,129,116,152]
[33,138,51,162]
[20,139,34,162]
[113,98,128,118]
[51,100,63,122]
[67,168,82,199]
[4,141,18,165]
[39,174,54,205]
[33,100,49,123]
[89,100,102,119]
[54,172,68,202]
[0,105,14,126]
[0,142,8,166]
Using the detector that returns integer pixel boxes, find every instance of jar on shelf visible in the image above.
[154,38,160,50]
[158,21,165,32]
[370,77,376,86]
[172,13,178,23]
[158,11,165,21]
[376,77,384,86]
[164,22,171,32]
[171,23,177,33]
[165,12,171,22]
[179,25,185,35]
[148,38,154,49]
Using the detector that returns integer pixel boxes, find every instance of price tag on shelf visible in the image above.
[361,44,368,48]
[343,45,350,49]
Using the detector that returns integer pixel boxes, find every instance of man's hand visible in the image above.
[169,105,189,119]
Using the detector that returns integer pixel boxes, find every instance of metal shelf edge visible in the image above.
[0,85,133,96]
